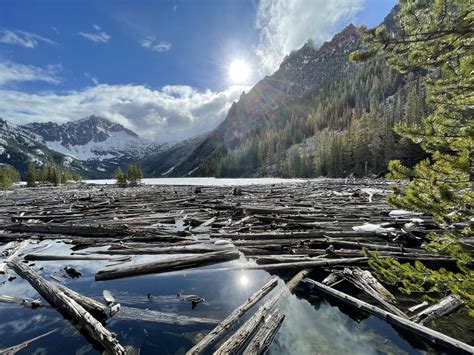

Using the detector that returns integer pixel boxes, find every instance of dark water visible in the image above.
[0,241,460,354]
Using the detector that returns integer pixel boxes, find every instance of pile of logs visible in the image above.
[0,180,471,354]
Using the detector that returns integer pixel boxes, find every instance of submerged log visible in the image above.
[0,329,58,354]
[411,295,464,325]
[214,269,309,355]
[95,250,240,281]
[186,276,278,355]
[242,309,285,355]
[302,278,474,354]
[8,260,126,355]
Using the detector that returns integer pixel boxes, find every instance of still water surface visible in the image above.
[0,240,439,354]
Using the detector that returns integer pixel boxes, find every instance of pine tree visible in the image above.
[351,0,473,312]
[27,164,36,188]
[114,167,127,187]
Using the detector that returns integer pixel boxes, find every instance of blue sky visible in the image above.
[0,0,396,141]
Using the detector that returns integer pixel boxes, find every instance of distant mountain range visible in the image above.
[0,6,424,180]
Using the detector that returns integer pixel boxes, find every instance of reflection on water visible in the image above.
[0,240,447,354]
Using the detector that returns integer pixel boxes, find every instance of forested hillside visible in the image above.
[166,11,427,178]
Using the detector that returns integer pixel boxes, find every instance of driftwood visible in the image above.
[339,267,407,318]
[214,269,310,355]
[411,295,464,325]
[24,254,131,262]
[242,309,285,355]
[186,276,278,355]
[302,278,474,354]
[95,250,240,281]
[115,306,219,326]
[0,294,42,309]
[8,260,126,354]
[0,241,30,274]
[0,329,58,355]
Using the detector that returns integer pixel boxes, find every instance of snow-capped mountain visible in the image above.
[0,118,87,176]
[24,115,167,162]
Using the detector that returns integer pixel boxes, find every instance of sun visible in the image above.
[228,59,251,84]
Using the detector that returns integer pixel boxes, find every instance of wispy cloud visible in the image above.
[79,25,111,43]
[0,28,57,48]
[255,0,364,73]
[0,61,61,86]
[141,36,171,53]
[84,72,99,85]
[0,84,248,142]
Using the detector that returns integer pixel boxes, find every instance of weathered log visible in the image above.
[214,269,309,355]
[238,257,368,271]
[321,273,342,287]
[8,260,126,354]
[302,278,474,354]
[186,276,278,355]
[0,294,42,309]
[95,250,240,281]
[24,254,131,262]
[3,223,130,237]
[0,240,30,274]
[53,283,108,319]
[0,329,58,354]
[411,295,464,325]
[339,267,407,319]
[242,309,285,355]
[115,306,219,326]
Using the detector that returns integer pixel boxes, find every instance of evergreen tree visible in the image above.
[27,164,37,188]
[114,167,127,187]
[351,0,473,312]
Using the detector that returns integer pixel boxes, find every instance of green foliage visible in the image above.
[0,165,21,188]
[357,0,473,311]
[27,164,37,187]
[114,164,144,187]
[28,161,80,186]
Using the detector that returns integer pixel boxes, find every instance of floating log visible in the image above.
[411,295,464,325]
[53,283,108,319]
[239,257,368,271]
[95,250,240,281]
[8,260,126,355]
[214,269,309,355]
[116,306,219,326]
[339,267,407,319]
[0,240,30,274]
[302,278,474,354]
[242,309,285,355]
[186,276,278,355]
[24,254,131,262]
[0,294,42,309]
[0,329,58,354]
[3,223,130,238]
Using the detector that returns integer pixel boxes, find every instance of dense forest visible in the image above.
[199,56,427,178]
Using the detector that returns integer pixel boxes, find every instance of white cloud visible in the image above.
[0,83,248,142]
[141,36,172,52]
[0,28,57,48]
[0,61,60,85]
[84,72,99,85]
[79,25,111,43]
[255,0,364,73]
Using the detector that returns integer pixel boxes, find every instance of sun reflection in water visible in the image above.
[239,275,249,286]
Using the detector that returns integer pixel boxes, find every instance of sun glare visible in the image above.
[240,275,249,286]
[229,59,251,84]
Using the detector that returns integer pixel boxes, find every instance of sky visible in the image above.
[0,0,396,142]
